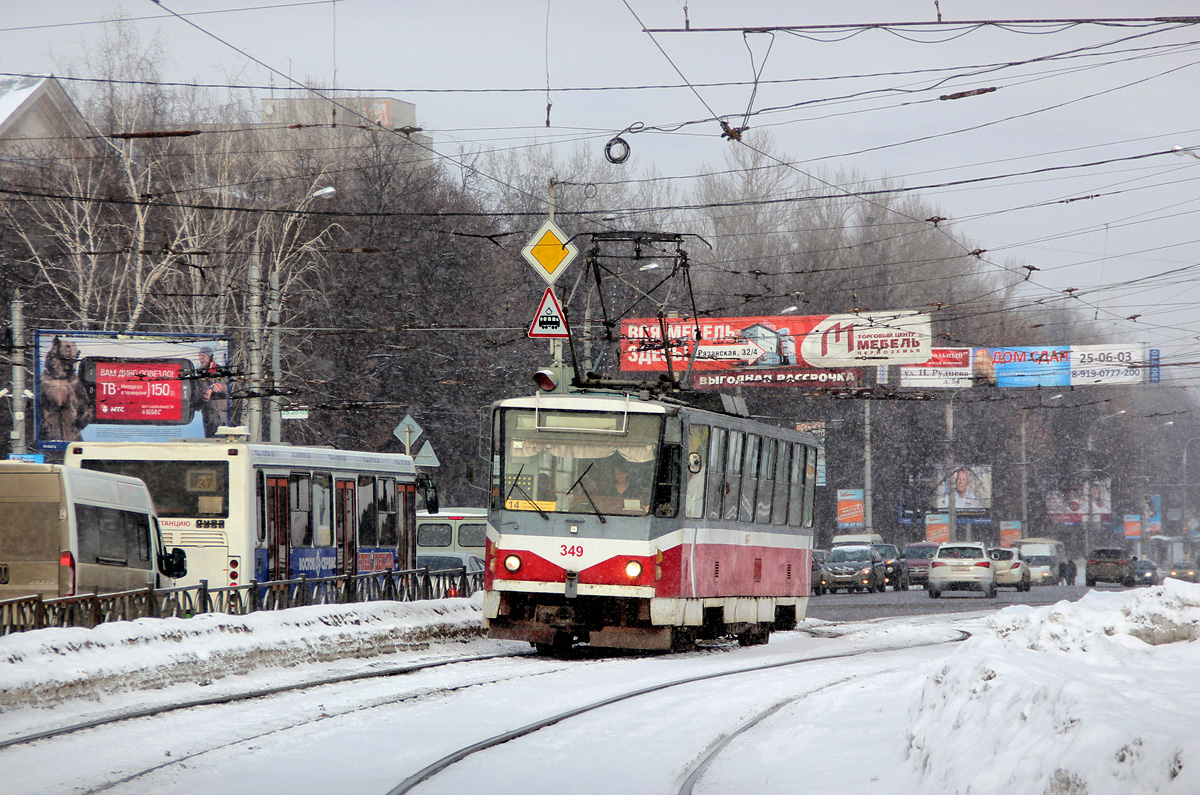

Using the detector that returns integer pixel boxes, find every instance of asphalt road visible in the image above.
[804,581,1120,622]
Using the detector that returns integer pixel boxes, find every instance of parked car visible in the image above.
[810,549,828,595]
[901,541,940,588]
[417,553,485,574]
[988,547,1031,591]
[1085,548,1135,587]
[928,543,996,598]
[1133,559,1160,586]
[873,543,910,590]
[818,545,886,594]
[1162,562,1199,583]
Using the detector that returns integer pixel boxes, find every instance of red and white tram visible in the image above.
[482,390,818,652]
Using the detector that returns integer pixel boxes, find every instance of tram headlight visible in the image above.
[504,554,522,573]
[625,560,643,579]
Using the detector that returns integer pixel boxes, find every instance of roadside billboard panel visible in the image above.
[1124,515,1142,538]
[926,514,950,543]
[34,331,230,451]
[795,421,827,487]
[1000,520,1022,547]
[620,311,932,376]
[1045,480,1112,524]
[837,489,865,529]
[901,344,1147,388]
[899,348,972,388]
[936,465,992,515]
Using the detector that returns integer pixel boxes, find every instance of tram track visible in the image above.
[387,629,971,794]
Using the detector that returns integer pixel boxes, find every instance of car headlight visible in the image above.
[861,567,871,576]
[503,554,522,572]
[625,560,643,579]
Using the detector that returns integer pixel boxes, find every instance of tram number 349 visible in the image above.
[561,544,585,557]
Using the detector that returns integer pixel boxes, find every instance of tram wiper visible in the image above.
[564,462,607,524]
[504,465,549,520]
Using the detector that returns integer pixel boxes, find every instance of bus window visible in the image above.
[81,460,229,517]
[458,522,486,549]
[378,478,398,547]
[266,476,288,580]
[418,522,453,547]
[334,479,356,573]
[312,474,332,547]
[289,474,311,547]
[357,476,377,547]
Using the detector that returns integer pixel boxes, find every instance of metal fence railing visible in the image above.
[0,566,484,637]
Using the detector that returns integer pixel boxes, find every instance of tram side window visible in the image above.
[772,442,790,525]
[756,438,775,524]
[788,443,805,526]
[312,473,332,547]
[724,431,744,522]
[686,425,710,520]
[289,474,312,547]
[377,477,398,547]
[803,446,817,528]
[74,504,152,569]
[704,427,726,521]
[653,444,681,518]
[739,434,760,524]
[357,476,378,547]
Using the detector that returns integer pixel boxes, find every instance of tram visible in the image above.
[64,440,436,589]
[483,389,818,652]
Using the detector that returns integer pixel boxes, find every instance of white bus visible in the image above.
[0,463,187,599]
[64,440,436,589]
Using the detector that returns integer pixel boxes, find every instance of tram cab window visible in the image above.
[653,444,681,518]
[685,425,709,520]
[289,474,311,547]
[312,474,332,547]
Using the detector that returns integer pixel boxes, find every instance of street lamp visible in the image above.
[944,386,973,542]
[1085,410,1126,552]
[1021,393,1063,532]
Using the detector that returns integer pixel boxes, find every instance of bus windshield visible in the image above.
[82,460,230,517]
[498,409,661,516]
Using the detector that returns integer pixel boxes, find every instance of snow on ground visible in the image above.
[1,583,1199,794]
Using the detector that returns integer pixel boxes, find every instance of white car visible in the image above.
[928,543,997,598]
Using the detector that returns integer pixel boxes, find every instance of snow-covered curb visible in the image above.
[0,596,485,711]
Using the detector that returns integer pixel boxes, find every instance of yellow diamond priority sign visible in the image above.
[521,219,578,285]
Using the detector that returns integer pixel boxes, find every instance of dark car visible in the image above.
[1133,560,1160,586]
[873,543,910,591]
[818,545,886,594]
[810,549,828,595]
[1086,548,1135,587]
[417,553,485,573]
[1162,562,1199,583]
[902,541,940,588]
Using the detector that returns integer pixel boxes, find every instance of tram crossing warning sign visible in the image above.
[528,287,570,339]
[521,220,578,285]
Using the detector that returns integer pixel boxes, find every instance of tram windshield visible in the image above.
[498,409,662,516]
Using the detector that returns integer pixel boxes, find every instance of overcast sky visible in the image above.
[4,1,1200,384]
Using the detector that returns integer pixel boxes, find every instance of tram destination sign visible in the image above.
[620,311,932,374]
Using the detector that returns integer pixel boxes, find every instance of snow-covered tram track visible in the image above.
[388,629,971,794]
[0,649,533,752]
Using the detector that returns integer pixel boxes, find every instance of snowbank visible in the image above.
[906,580,1200,794]
[0,596,484,712]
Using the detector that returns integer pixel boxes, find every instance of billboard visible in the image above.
[936,465,992,515]
[837,489,865,529]
[1143,494,1162,534]
[1124,515,1142,539]
[1045,480,1112,524]
[900,345,1147,388]
[34,331,230,451]
[1000,520,1022,546]
[795,421,827,486]
[620,311,932,380]
[926,514,950,543]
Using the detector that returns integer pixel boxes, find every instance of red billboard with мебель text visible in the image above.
[619,311,932,383]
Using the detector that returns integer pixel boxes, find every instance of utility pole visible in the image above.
[863,399,873,534]
[10,291,26,454]
[269,269,282,443]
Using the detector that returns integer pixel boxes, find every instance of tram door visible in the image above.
[335,479,357,575]
[265,476,289,581]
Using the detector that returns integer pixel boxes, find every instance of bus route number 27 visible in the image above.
[561,544,585,558]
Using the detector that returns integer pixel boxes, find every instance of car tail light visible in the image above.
[974,561,992,568]
[1011,561,1022,569]
[931,560,947,568]
[1087,559,1097,565]
[60,551,76,596]
[1118,559,1130,565]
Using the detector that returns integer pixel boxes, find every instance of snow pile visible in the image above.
[906,580,1200,794]
[0,596,484,712]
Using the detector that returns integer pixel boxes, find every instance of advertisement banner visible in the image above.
[1000,521,1022,547]
[899,348,973,388]
[34,331,230,451]
[794,421,827,487]
[1124,515,1142,538]
[693,369,860,390]
[1045,480,1113,524]
[837,489,865,529]
[1143,495,1162,534]
[900,344,1147,388]
[620,311,932,375]
[926,514,950,543]
[936,465,992,515]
